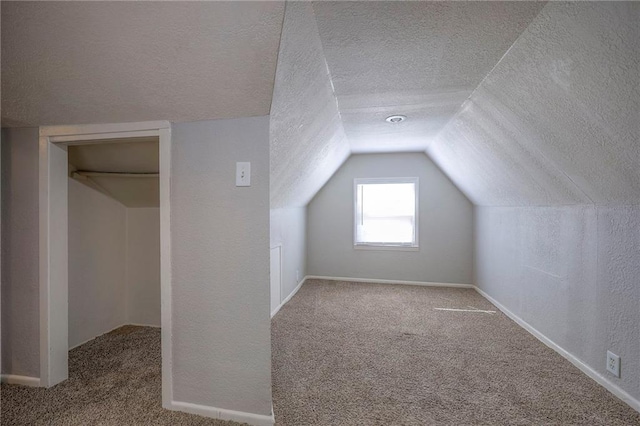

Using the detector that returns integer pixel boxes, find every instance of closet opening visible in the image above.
[67,137,161,398]
[38,122,173,409]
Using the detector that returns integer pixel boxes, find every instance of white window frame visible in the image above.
[353,177,419,251]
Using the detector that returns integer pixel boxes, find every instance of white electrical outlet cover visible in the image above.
[235,162,251,187]
[606,351,620,378]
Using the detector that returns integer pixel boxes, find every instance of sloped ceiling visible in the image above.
[312,1,545,153]
[68,139,159,208]
[4,2,635,209]
[270,2,350,209]
[270,1,545,208]
[427,2,640,206]
[1,1,285,127]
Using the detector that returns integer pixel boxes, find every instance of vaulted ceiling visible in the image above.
[270,1,639,208]
[312,1,544,154]
[270,1,545,208]
[427,2,640,206]
[2,2,638,210]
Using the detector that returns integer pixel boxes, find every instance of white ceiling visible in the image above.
[5,2,635,210]
[1,1,285,127]
[68,139,159,208]
[312,1,545,153]
[270,1,546,207]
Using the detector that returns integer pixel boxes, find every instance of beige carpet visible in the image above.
[3,282,640,425]
[271,279,640,425]
[0,326,241,426]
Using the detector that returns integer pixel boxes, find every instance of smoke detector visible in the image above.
[385,115,406,123]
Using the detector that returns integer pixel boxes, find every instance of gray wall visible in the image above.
[307,153,473,284]
[270,208,306,303]
[68,181,160,349]
[1,127,40,377]
[1,119,272,416]
[126,208,161,327]
[425,2,640,404]
[171,117,272,415]
[476,206,640,403]
[68,178,127,349]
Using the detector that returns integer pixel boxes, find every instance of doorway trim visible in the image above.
[38,121,173,407]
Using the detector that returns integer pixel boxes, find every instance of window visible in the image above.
[354,177,418,249]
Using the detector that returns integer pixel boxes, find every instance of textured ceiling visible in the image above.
[4,1,635,210]
[312,1,545,153]
[270,2,350,208]
[68,139,159,208]
[427,2,640,206]
[1,1,285,127]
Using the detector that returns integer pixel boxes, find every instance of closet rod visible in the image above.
[72,171,159,178]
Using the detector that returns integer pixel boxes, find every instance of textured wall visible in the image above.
[453,2,640,406]
[126,208,161,327]
[308,153,473,284]
[1,128,40,377]
[270,2,350,209]
[427,2,640,207]
[270,208,306,304]
[1,1,285,127]
[68,179,127,349]
[476,206,640,403]
[172,117,272,415]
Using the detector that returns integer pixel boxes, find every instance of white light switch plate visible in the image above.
[236,162,251,187]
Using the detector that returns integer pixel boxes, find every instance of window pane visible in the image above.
[356,181,416,245]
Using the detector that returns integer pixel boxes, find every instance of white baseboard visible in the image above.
[271,276,473,318]
[305,275,474,289]
[127,323,161,329]
[170,400,274,426]
[1,374,41,387]
[474,286,640,414]
[271,276,307,318]
[69,322,161,350]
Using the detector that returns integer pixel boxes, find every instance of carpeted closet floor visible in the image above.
[0,326,240,426]
[3,281,640,425]
[271,279,640,425]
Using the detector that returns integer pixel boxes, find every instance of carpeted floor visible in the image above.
[0,326,241,426]
[3,281,640,425]
[271,279,640,425]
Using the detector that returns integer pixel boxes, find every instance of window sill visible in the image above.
[354,244,419,252]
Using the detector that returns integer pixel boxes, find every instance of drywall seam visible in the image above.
[271,276,306,318]
[267,1,288,116]
[305,276,474,289]
[474,286,640,414]
[0,374,41,387]
[169,401,274,426]
[312,9,342,122]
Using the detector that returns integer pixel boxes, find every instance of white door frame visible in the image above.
[38,121,173,407]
